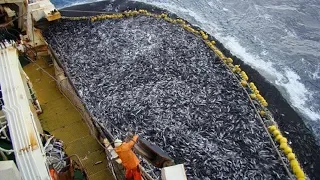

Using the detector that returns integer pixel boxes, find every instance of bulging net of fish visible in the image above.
[43,16,289,179]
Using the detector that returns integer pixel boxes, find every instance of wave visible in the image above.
[52,0,103,9]
[222,36,320,122]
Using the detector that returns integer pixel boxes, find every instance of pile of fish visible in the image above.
[44,16,289,179]
[44,136,68,172]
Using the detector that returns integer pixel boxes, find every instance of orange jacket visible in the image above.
[115,135,140,170]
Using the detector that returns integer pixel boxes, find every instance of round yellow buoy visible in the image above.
[176,19,185,24]
[279,142,287,150]
[275,134,283,142]
[226,58,233,63]
[132,10,139,15]
[268,125,277,132]
[280,137,287,144]
[262,102,268,107]
[287,153,296,160]
[250,94,256,99]
[241,80,247,87]
[295,168,305,178]
[236,67,241,73]
[259,110,265,116]
[256,94,262,99]
[242,75,249,81]
[200,31,208,40]
[290,159,299,168]
[292,165,302,174]
[283,147,292,155]
[272,129,281,136]
[232,68,237,73]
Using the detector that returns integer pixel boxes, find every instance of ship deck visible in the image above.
[23,57,113,180]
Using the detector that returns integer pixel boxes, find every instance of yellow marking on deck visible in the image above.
[23,57,114,180]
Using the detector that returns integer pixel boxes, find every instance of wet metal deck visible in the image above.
[23,57,113,180]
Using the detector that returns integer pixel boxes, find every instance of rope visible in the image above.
[0,12,28,28]
[68,154,89,179]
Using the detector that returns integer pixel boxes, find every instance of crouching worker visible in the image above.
[114,134,142,180]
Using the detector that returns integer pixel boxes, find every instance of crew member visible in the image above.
[114,134,141,180]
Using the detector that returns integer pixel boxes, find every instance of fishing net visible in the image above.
[44,16,289,179]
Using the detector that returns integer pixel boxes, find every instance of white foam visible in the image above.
[219,36,275,74]
[222,8,229,12]
[219,36,320,121]
[134,1,221,35]
[264,5,298,11]
[277,68,320,121]
[207,1,215,7]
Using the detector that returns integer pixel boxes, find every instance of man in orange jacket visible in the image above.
[114,135,142,180]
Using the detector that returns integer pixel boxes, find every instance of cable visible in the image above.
[0,12,28,28]
[23,44,38,59]
[69,154,89,180]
